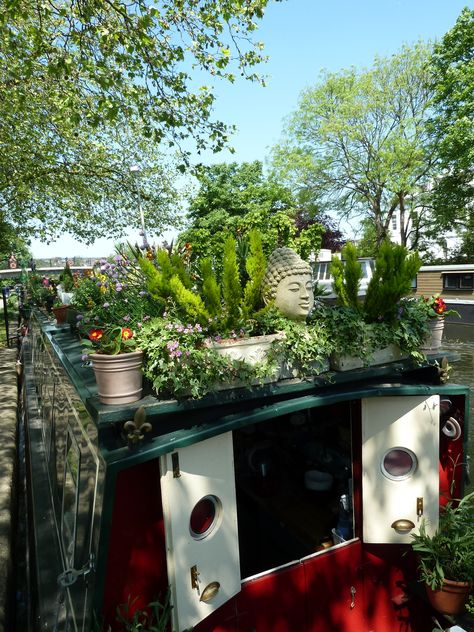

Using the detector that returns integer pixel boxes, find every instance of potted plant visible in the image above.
[58,261,75,304]
[416,294,460,352]
[52,297,69,324]
[327,241,425,369]
[410,491,474,615]
[135,232,333,399]
[82,325,144,405]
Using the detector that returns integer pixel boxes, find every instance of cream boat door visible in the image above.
[160,432,241,631]
[362,395,440,543]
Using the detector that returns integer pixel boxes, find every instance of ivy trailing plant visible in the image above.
[256,307,333,376]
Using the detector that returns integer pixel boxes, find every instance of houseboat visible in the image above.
[21,310,471,632]
[415,264,474,325]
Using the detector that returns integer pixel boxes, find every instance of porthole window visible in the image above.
[381,447,417,481]
[189,495,222,540]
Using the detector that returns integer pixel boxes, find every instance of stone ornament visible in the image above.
[262,247,314,321]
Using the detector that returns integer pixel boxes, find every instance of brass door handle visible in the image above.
[391,519,415,533]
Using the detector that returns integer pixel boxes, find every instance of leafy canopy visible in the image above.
[179,161,328,266]
[429,7,474,235]
[0,0,275,243]
[1,0,272,154]
[272,43,436,249]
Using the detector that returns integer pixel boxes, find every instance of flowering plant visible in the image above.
[420,294,460,319]
[72,252,162,332]
[136,316,273,399]
[82,325,138,355]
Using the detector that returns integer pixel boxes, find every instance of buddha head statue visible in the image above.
[262,248,314,321]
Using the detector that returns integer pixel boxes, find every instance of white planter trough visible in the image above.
[212,332,329,389]
[330,344,407,372]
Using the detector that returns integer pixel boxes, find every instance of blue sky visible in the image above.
[31,0,474,259]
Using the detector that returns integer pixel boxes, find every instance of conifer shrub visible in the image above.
[364,241,421,323]
[330,240,421,323]
[331,242,363,311]
[137,229,268,336]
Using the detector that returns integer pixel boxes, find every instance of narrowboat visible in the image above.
[415,264,474,325]
[20,310,471,632]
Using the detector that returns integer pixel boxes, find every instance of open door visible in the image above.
[160,432,241,631]
[362,395,439,544]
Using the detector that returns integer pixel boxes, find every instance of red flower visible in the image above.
[89,328,104,342]
[121,328,134,340]
[433,297,446,315]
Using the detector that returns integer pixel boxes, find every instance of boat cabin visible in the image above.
[415,264,474,324]
[21,311,470,632]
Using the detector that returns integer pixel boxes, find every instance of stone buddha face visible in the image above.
[262,248,315,321]
[274,272,314,321]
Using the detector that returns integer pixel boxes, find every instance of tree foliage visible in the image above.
[429,7,474,231]
[272,43,436,249]
[179,161,331,266]
[0,0,274,243]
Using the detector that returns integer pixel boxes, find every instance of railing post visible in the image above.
[2,287,10,348]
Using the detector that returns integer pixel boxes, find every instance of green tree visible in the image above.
[0,0,275,243]
[429,7,474,233]
[179,161,326,266]
[0,216,31,268]
[272,43,436,249]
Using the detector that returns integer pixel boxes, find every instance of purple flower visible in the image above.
[76,314,83,321]
[81,354,89,362]
[123,315,131,322]
[143,315,151,321]
[139,291,148,297]
[103,302,110,308]
[115,283,123,292]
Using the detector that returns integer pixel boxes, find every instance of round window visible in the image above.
[381,447,417,481]
[189,495,221,540]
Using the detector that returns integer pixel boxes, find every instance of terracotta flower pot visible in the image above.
[90,350,144,405]
[426,578,472,615]
[52,305,69,324]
